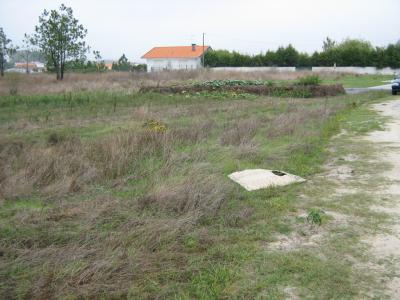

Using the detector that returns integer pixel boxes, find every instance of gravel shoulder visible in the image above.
[364,100,400,298]
[265,97,400,298]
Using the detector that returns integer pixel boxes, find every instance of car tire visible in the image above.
[393,91,397,95]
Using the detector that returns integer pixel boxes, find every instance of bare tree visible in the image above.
[22,35,35,74]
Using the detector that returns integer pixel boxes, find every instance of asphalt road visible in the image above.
[345,84,392,95]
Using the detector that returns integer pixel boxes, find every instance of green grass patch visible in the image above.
[323,74,393,88]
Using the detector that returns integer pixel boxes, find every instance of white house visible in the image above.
[11,61,45,73]
[141,44,210,72]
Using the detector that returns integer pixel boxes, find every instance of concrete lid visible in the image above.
[228,169,306,191]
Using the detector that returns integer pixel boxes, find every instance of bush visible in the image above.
[297,75,321,86]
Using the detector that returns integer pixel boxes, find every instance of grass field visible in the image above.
[322,74,394,88]
[0,73,392,298]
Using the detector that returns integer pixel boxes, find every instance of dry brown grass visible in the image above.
[266,104,337,138]
[0,129,171,199]
[0,70,342,96]
[0,116,221,200]
[220,117,260,146]
[138,174,230,217]
[169,119,215,144]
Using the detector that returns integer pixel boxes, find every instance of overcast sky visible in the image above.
[1,0,399,62]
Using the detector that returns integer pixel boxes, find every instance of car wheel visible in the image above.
[393,91,397,95]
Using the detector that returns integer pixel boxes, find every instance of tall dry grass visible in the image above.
[0,70,343,96]
[0,117,220,200]
[0,129,170,199]
[220,117,260,146]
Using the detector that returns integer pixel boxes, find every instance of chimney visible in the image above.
[191,43,196,51]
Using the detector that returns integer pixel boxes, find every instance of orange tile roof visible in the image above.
[15,62,39,68]
[142,46,210,59]
[104,62,113,70]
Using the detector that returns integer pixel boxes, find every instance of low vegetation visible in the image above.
[0,83,389,298]
[296,75,322,86]
[0,71,391,97]
[140,76,344,98]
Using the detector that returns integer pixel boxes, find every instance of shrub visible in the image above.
[47,132,66,145]
[143,119,167,133]
[297,75,321,86]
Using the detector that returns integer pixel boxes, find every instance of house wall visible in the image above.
[146,58,202,72]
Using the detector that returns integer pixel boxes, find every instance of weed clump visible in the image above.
[296,75,321,86]
[47,132,66,145]
[143,119,167,133]
[307,208,325,226]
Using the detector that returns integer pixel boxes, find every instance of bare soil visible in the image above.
[364,100,400,298]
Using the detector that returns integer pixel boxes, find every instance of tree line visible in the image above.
[204,38,400,69]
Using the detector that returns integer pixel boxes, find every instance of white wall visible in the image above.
[144,63,400,75]
[146,58,201,72]
[312,67,400,75]
[211,67,296,72]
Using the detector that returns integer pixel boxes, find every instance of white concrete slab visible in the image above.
[228,169,306,191]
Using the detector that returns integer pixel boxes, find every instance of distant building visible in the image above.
[141,44,210,72]
[103,60,114,70]
[13,61,45,73]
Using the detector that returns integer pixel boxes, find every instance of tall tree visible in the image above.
[0,28,16,77]
[322,37,336,51]
[112,54,132,71]
[30,4,89,80]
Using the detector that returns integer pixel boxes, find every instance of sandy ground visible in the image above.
[270,98,400,298]
[365,99,400,298]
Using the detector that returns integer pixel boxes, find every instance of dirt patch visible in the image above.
[362,100,400,297]
[266,231,323,251]
[283,287,301,300]
[325,164,355,180]
[265,210,348,251]
[369,233,400,258]
[263,99,400,297]
[341,154,359,162]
